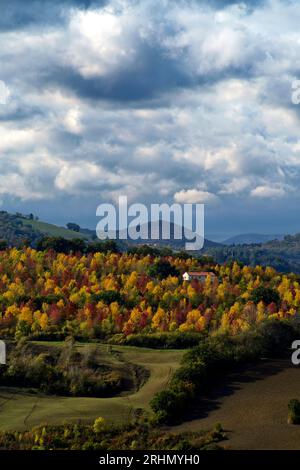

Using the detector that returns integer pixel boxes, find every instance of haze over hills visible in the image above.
[0,211,221,251]
[222,233,285,246]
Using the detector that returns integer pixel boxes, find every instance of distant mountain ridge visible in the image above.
[222,233,284,245]
[3,210,300,273]
[117,220,222,251]
[0,211,221,251]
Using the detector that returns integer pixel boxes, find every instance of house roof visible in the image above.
[186,271,216,276]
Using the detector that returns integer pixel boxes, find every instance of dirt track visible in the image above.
[172,358,300,449]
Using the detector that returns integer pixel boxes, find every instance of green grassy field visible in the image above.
[2,342,300,449]
[18,218,91,240]
[0,343,183,431]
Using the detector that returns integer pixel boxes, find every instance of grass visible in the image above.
[2,342,300,449]
[0,343,183,431]
[18,218,91,241]
[170,357,300,450]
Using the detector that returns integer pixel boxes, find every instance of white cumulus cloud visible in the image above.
[174,188,218,204]
[250,185,286,199]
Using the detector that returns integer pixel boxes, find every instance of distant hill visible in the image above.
[117,220,222,251]
[3,210,300,274]
[0,211,221,252]
[204,233,300,273]
[7,211,298,273]
[23,218,94,241]
[0,211,92,247]
[222,233,284,245]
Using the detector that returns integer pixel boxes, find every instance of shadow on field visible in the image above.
[171,356,300,449]
[184,357,291,423]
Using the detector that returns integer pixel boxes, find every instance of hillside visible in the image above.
[0,243,299,450]
[0,342,183,431]
[0,211,91,246]
[204,233,300,273]
[0,211,221,251]
[19,218,93,241]
[119,220,222,251]
[0,246,297,340]
[223,233,284,245]
[2,210,300,274]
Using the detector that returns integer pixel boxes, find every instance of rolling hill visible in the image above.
[3,210,300,273]
[118,220,222,251]
[19,218,93,241]
[204,233,300,273]
[0,211,221,252]
[223,233,284,245]
[0,211,92,247]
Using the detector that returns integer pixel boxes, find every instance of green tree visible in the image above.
[67,223,80,232]
[148,260,179,280]
[250,286,280,305]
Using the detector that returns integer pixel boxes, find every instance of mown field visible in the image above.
[172,357,300,450]
[0,342,183,431]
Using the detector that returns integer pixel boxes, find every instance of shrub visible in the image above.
[150,390,180,423]
[257,319,296,356]
[288,399,300,424]
[0,343,123,397]
[93,417,106,434]
[0,421,225,450]
[123,332,203,349]
[147,260,179,280]
[91,290,123,305]
[250,286,280,306]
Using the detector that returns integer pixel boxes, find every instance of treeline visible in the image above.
[36,236,213,261]
[205,233,300,273]
[36,236,120,254]
[109,331,205,349]
[150,319,299,424]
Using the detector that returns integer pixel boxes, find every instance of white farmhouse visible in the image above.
[182,271,217,282]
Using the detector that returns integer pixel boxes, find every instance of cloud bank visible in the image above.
[0,0,300,236]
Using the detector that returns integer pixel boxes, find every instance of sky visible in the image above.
[0,0,300,241]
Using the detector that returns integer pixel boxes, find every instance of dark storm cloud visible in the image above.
[0,0,266,34]
[0,0,266,104]
[42,45,194,102]
[0,0,107,31]
[45,67,256,104]
[0,106,42,122]
[39,49,258,104]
